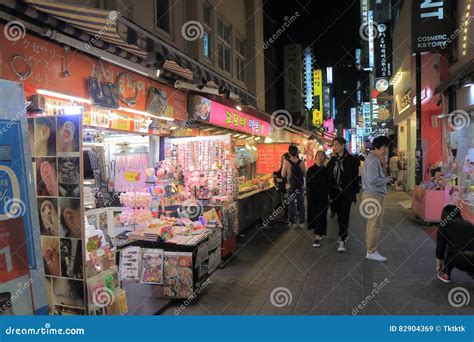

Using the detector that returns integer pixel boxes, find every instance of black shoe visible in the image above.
[313,238,321,248]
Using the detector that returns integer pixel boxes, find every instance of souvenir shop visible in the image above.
[0,20,248,315]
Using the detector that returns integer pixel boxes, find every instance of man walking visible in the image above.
[327,137,360,252]
[361,136,394,262]
[282,145,306,228]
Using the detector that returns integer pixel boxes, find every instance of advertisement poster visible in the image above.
[312,69,323,127]
[0,80,48,314]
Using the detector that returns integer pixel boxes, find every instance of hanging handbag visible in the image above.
[146,87,168,116]
[88,62,119,109]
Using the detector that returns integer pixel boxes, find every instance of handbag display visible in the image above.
[88,62,119,109]
[146,87,168,116]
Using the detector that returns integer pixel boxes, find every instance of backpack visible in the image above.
[289,159,304,189]
[273,170,286,193]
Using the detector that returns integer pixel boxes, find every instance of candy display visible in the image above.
[119,192,153,226]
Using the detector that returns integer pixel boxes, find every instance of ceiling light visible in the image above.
[236,105,242,111]
[37,89,91,104]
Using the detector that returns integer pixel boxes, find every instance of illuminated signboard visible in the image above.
[368,10,375,68]
[412,87,432,105]
[303,47,314,110]
[189,95,270,136]
[312,69,323,127]
[363,102,372,136]
[326,67,333,84]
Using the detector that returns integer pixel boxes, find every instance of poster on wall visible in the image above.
[0,80,48,314]
[412,0,453,52]
[28,109,85,315]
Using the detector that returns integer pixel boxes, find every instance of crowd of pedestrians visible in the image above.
[274,136,474,283]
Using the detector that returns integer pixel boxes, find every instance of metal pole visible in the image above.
[415,52,423,185]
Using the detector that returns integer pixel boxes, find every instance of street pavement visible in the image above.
[163,190,474,315]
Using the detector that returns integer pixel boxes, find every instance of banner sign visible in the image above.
[322,86,331,120]
[412,0,454,52]
[0,80,48,315]
[189,95,270,136]
[303,47,314,110]
[312,70,323,127]
[363,102,372,136]
[374,22,392,79]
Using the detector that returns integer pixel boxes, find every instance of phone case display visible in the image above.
[114,154,149,192]
[163,252,193,299]
[119,246,141,280]
[28,113,85,315]
[140,249,164,284]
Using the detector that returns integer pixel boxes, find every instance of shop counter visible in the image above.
[412,187,445,223]
[237,186,281,233]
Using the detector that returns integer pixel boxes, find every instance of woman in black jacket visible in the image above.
[436,204,474,283]
[306,151,329,247]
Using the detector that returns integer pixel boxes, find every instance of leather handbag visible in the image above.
[88,62,119,109]
[146,87,168,116]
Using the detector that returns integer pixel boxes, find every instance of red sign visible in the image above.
[189,95,270,136]
[0,218,30,284]
[256,144,289,174]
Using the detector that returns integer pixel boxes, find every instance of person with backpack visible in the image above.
[327,137,360,252]
[282,145,306,227]
[273,153,290,222]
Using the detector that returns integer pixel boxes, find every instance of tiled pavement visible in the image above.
[163,191,474,315]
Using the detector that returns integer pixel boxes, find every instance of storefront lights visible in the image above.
[37,89,91,104]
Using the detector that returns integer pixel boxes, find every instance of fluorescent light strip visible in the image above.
[118,107,175,121]
[37,89,91,104]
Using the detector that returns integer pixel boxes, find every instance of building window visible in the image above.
[203,1,212,27]
[217,18,231,72]
[235,37,246,82]
[202,2,213,61]
[155,0,171,34]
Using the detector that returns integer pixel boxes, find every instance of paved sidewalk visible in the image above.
[164,191,474,315]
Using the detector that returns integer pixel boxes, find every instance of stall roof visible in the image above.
[0,0,257,106]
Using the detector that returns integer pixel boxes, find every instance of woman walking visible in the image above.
[306,151,329,247]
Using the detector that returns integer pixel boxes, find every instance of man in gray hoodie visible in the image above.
[361,136,395,262]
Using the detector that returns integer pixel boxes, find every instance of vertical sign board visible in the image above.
[303,47,314,111]
[322,86,332,120]
[412,0,453,52]
[283,45,303,114]
[0,80,48,314]
[363,103,372,136]
[368,10,375,69]
[360,0,370,67]
[312,69,323,127]
[374,22,392,80]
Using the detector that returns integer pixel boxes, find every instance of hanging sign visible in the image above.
[312,69,323,127]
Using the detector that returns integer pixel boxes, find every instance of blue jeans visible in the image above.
[288,187,305,223]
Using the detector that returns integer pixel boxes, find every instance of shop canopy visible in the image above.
[435,58,474,94]
[0,0,257,107]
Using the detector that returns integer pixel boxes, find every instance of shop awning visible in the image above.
[0,0,257,106]
[435,58,474,94]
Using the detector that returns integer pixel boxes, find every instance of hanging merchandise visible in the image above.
[146,87,168,116]
[114,153,149,192]
[88,62,119,109]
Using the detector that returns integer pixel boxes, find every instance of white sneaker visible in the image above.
[298,223,305,229]
[337,241,346,253]
[365,251,387,262]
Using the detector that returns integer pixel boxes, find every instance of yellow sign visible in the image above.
[313,69,323,126]
[124,171,141,182]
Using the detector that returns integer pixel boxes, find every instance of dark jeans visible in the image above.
[444,251,474,277]
[331,195,352,241]
[288,187,305,224]
[280,192,289,221]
